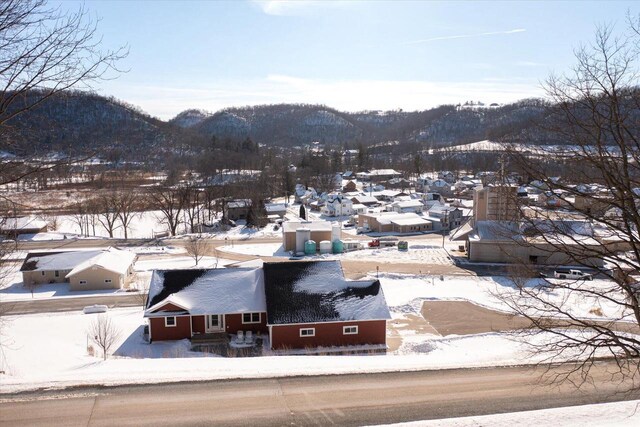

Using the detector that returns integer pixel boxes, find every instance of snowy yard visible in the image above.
[1,272,635,392]
[218,242,453,265]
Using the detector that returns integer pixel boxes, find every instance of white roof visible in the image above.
[352,195,378,204]
[66,248,136,277]
[146,268,266,316]
[390,217,432,226]
[283,220,333,233]
[393,200,424,208]
[22,250,104,272]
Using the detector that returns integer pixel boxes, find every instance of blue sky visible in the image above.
[54,1,636,119]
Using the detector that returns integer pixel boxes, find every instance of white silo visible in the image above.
[295,227,311,253]
[331,223,341,242]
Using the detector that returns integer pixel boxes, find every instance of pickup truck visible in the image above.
[554,269,593,280]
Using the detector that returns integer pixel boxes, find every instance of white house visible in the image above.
[322,195,353,217]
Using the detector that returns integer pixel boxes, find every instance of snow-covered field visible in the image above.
[1,272,633,392]
[379,400,640,426]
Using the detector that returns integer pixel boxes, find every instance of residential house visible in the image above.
[322,195,353,217]
[427,205,463,231]
[145,268,268,342]
[351,194,379,207]
[0,216,48,238]
[391,200,424,214]
[264,203,286,219]
[438,171,456,183]
[264,261,390,350]
[342,180,357,192]
[145,261,391,350]
[356,169,402,182]
[20,248,136,291]
[224,199,252,221]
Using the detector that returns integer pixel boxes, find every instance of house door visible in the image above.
[206,314,224,332]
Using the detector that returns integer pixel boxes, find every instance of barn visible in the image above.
[263,261,390,350]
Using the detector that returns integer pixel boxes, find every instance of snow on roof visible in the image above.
[367,169,401,176]
[264,203,286,213]
[145,267,266,316]
[283,220,333,233]
[263,261,390,325]
[351,195,378,204]
[20,250,104,272]
[1,216,48,231]
[390,217,432,226]
[66,248,136,277]
[393,200,424,208]
[469,221,520,242]
[368,212,426,225]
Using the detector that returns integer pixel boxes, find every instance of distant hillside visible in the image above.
[169,109,211,128]
[177,100,549,148]
[0,90,554,162]
[0,90,185,160]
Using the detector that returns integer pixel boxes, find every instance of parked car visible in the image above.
[554,269,593,280]
[343,223,355,228]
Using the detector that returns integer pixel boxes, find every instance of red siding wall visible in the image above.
[149,316,191,341]
[224,312,268,334]
[270,320,387,350]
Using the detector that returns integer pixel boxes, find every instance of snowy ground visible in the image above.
[1,272,633,393]
[0,307,563,393]
[378,400,640,426]
[40,211,283,240]
[218,242,453,265]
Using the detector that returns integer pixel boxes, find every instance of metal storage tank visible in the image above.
[319,240,332,254]
[304,240,317,255]
[331,223,341,242]
[295,227,311,253]
[332,239,344,254]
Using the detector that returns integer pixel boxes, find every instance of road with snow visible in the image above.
[2,362,638,426]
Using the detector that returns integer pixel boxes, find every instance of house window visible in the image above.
[343,326,358,335]
[300,328,315,337]
[104,279,112,283]
[242,313,261,324]
[54,270,59,278]
[79,280,87,285]
[41,271,45,276]
[165,316,176,327]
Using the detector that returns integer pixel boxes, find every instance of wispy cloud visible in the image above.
[404,28,526,45]
[252,0,355,16]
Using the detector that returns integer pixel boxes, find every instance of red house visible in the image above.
[144,261,390,350]
[144,268,267,342]
[263,261,390,350]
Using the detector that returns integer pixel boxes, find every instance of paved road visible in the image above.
[0,294,142,315]
[1,363,638,426]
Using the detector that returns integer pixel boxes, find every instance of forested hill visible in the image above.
[0,90,197,160]
[187,100,549,148]
[0,90,553,159]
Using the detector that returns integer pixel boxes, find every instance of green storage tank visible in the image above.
[304,240,317,255]
[332,240,344,254]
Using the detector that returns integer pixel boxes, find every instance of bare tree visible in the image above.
[0,0,127,130]
[495,20,640,387]
[185,235,207,266]
[94,194,120,238]
[89,314,121,361]
[114,191,139,240]
[149,187,184,237]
